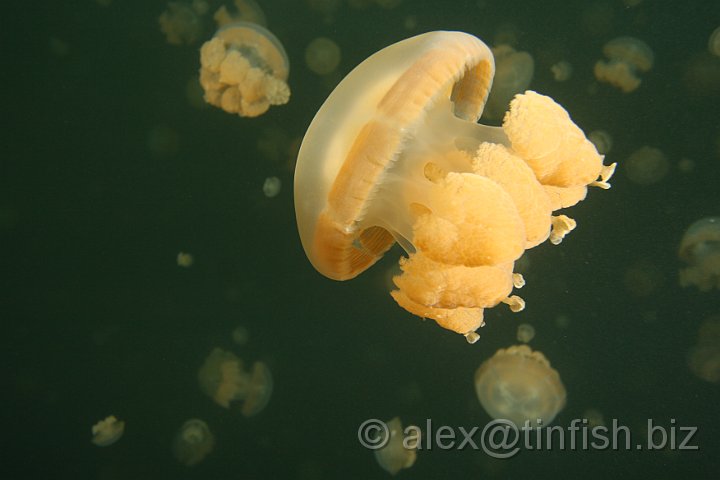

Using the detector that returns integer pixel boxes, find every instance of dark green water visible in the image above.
[3,0,720,478]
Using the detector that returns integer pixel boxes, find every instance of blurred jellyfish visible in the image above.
[624,146,669,185]
[483,45,534,119]
[623,260,663,297]
[516,323,535,343]
[214,0,266,27]
[679,217,720,291]
[688,316,720,383]
[231,325,249,345]
[683,52,720,97]
[374,417,418,475]
[185,76,207,109]
[305,37,341,75]
[199,22,290,117]
[177,252,194,267]
[550,61,573,82]
[474,345,566,427]
[240,361,273,417]
[159,1,210,46]
[263,176,282,198]
[583,408,606,428]
[594,37,653,93]
[709,26,720,57]
[91,415,124,446]
[677,157,695,173]
[173,419,215,466]
[493,23,520,47]
[588,130,613,155]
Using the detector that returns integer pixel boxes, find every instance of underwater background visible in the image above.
[3,0,720,478]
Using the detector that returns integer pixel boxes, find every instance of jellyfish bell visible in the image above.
[374,417,418,475]
[173,419,215,466]
[474,345,566,427]
[91,415,125,446]
[198,347,250,408]
[679,217,720,291]
[624,146,669,185]
[293,31,615,341]
[305,37,342,75]
[594,36,654,93]
[240,361,273,417]
[199,21,290,117]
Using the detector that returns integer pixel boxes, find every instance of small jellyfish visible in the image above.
[588,130,613,155]
[374,417,418,475]
[231,325,249,345]
[159,1,210,46]
[293,31,615,341]
[305,37,341,75]
[474,345,566,427]
[240,361,273,417]
[679,217,720,291]
[177,251,194,267]
[624,146,669,185]
[199,22,290,117]
[91,415,125,446]
[516,323,535,343]
[173,419,215,466]
[550,61,573,82]
[263,176,282,198]
[594,36,654,93]
[688,316,720,383]
[483,45,534,120]
[709,26,720,57]
[623,260,663,297]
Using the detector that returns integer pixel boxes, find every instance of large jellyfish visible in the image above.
[474,345,566,427]
[594,36,654,93]
[199,22,290,117]
[293,31,615,342]
[679,217,720,291]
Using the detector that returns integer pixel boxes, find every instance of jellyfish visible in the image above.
[516,323,535,343]
[679,218,720,291]
[624,146,669,185]
[374,417,418,475]
[550,61,573,82]
[594,36,654,93]
[91,415,125,446]
[709,26,720,57]
[177,251,194,267]
[199,22,290,117]
[305,37,341,75]
[173,419,215,466]
[213,0,267,28]
[588,130,613,155]
[483,45,534,120]
[293,31,615,341]
[159,1,210,46]
[198,348,273,415]
[263,176,282,198]
[474,345,566,427]
[688,316,720,383]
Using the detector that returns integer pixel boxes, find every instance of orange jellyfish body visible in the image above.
[294,31,615,341]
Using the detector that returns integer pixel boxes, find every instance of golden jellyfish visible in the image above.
[305,37,341,75]
[91,415,124,446]
[159,1,210,46]
[594,36,654,93]
[197,348,272,415]
[293,31,615,342]
[374,417,418,475]
[483,45,534,120]
[474,345,566,427]
[624,146,669,185]
[199,22,290,117]
[516,323,535,343]
[688,316,720,383]
[679,217,720,291]
[588,129,613,155]
[550,60,573,82]
[173,419,215,466]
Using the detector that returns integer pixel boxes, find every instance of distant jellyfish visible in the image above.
[91,415,125,446]
[679,218,720,291]
[374,417,418,475]
[594,36,653,93]
[263,176,282,198]
[231,325,249,345]
[709,26,720,57]
[198,348,249,408]
[483,45,534,119]
[550,61,573,82]
[623,260,663,297]
[305,37,341,75]
[683,52,720,97]
[688,316,720,383]
[199,22,290,117]
[213,0,267,27]
[516,323,535,343]
[240,361,273,417]
[159,1,210,45]
[582,408,605,428]
[588,130,613,155]
[173,419,215,466]
[474,345,566,427]
[624,146,669,185]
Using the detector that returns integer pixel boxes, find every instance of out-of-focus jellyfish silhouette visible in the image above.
[474,345,566,427]
[199,22,290,117]
[709,26,720,57]
[231,325,249,345]
[263,176,282,197]
[483,45,534,120]
[198,348,272,415]
[679,218,720,291]
[305,37,341,75]
[588,130,613,155]
[624,146,669,185]
[594,37,654,93]
[516,323,535,343]
[173,419,215,466]
[550,61,572,82]
[293,31,615,342]
[374,417,418,475]
[688,316,720,383]
[624,260,663,297]
[176,251,194,267]
[214,0,267,27]
[91,415,124,446]
[159,1,210,45]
